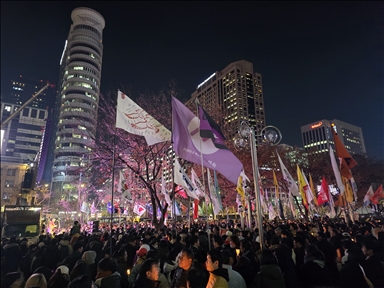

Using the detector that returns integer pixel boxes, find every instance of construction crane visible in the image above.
[1,83,50,129]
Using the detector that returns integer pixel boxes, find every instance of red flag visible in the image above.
[317,177,330,205]
[339,158,353,180]
[331,129,357,169]
[175,185,188,198]
[193,199,199,219]
[370,184,383,205]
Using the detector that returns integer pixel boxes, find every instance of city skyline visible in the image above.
[1,1,383,159]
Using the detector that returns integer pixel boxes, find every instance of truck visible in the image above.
[1,205,43,243]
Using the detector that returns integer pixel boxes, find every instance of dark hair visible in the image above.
[229,235,240,247]
[98,258,118,273]
[190,235,199,246]
[181,247,194,260]
[48,269,69,288]
[113,247,127,259]
[317,231,327,239]
[72,241,83,252]
[207,249,223,268]
[1,272,21,288]
[70,260,89,281]
[342,240,354,250]
[213,234,224,246]
[260,249,278,265]
[306,244,325,261]
[363,238,380,254]
[159,239,168,248]
[138,258,158,277]
[187,268,208,288]
[146,250,159,260]
[68,275,93,288]
[294,236,305,246]
[240,238,252,251]
[221,249,233,265]
[74,221,79,225]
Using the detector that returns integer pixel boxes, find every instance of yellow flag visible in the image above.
[296,165,308,208]
[273,170,279,198]
[236,176,245,200]
[309,174,318,205]
[343,177,354,203]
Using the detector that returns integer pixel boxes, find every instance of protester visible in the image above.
[186,268,209,288]
[206,249,229,288]
[171,248,195,288]
[221,249,246,288]
[132,258,160,288]
[361,238,384,287]
[94,258,121,288]
[251,249,286,288]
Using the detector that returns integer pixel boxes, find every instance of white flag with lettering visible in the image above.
[277,152,299,196]
[116,90,171,145]
[174,159,199,199]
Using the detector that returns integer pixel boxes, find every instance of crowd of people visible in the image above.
[1,216,384,288]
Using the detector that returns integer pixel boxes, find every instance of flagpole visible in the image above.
[110,126,116,257]
[195,99,211,219]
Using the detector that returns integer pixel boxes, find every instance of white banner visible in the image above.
[116,91,171,145]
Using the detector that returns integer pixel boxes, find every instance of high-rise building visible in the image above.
[2,76,56,110]
[187,60,266,141]
[50,7,105,198]
[1,102,48,163]
[301,119,366,155]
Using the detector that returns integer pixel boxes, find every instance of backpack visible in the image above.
[58,245,69,262]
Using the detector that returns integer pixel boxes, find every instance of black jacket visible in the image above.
[363,255,384,288]
[133,274,159,288]
[94,271,121,288]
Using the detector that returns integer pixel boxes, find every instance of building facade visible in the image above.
[50,7,105,199]
[1,102,48,163]
[1,76,56,110]
[187,60,266,141]
[301,119,366,155]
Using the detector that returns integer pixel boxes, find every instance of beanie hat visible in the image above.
[136,244,150,256]
[56,265,69,275]
[82,250,97,265]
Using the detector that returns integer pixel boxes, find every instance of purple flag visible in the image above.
[199,106,228,150]
[172,97,243,185]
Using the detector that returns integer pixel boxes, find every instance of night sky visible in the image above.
[1,1,383,159]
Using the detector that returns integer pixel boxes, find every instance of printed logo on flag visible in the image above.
[133,205,146,216]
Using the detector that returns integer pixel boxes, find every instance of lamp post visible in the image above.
[234,122,282,250]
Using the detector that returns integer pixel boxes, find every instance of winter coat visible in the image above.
[362,255,384,288]
[170,267,189,288]
[222,264,246,288]
[251,264,286,288]
[117,257,129,288]
[271,244,298,288]
[62,250,82,272]
[132,274,159,288]
[41,244,60,269]
[298,257,334,288]
[3,242,21,273]
[128,256,147,285]
[126,243,138,269]
[206,268,229,288]
[338,258,370,288]
[95,271,121,288]
[58,240,72,261]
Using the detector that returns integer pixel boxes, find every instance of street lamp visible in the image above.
[234,122,282,250]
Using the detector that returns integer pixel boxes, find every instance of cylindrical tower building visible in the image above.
[51,7,105,198]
